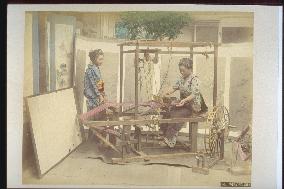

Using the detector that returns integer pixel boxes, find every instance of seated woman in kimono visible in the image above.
[161,58,207,148]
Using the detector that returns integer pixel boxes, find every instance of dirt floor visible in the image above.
[22,133,251,187]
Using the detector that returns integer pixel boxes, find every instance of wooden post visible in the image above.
[125,125,131,153]
[119,45,125,158]
[189,122,198,152]
[119,45,124,115]
[32,12,40,95]
[39,13,47,94]
[213,44,218,107]
[121,125,125,159]
[134,42,142,151]
[190,46,193,60]
[134,42,139,118]
[219,131,224,160]
[136,127,142,151]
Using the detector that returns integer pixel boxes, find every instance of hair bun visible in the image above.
[179,58,193,69]
[89,49,104,59]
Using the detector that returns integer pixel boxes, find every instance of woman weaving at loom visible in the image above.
[161,58,207,148]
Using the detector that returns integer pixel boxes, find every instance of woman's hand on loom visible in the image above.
[164,90,174,97]
[176,99,187,107]
[163,88,177,97]
[164,92,171,97]
[99,95,105,104]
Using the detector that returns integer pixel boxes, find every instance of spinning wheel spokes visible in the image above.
[204,127,219,157]
[215,106,230,130]
[204,106,230,157]
[204,128,212,155]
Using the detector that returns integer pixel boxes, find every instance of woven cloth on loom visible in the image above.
[79,101,165,123]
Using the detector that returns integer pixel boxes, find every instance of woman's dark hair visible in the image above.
[178,58,193,70]
[89,49,104,63]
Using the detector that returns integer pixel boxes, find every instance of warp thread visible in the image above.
[79,100,165,123]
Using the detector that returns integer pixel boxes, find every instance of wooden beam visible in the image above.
[132,130,190,137]
[213,44,218,106]
[190,46,193,59]
[118,40,219,48]
[119,45,123,115]
[119,139,138,146]
[141,139,191,150]
[159,51,214,55]
[134,42,139,119]
[190,122,198,152]
[123,48,161,54]
[85,117,206,127]
[122,50,214,55]
[32,12,40,95]
[38,13,47,94]
[208,158,220,169]
[92,129,121,153]
[133,42,142,153]
[219,131,225,160]
[142,145,189,150]
[121,125,125,158]
[130,146,147,157]
[112,152,197,163]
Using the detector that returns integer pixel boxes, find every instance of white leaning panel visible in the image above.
[27,88,82,176]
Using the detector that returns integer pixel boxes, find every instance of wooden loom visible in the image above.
[83,40,222,164]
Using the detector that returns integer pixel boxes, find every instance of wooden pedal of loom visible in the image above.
[85,114,207,165]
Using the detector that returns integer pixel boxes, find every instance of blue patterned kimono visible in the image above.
[84,63,102,111]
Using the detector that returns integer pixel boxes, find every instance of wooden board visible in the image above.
[27,88,82,177]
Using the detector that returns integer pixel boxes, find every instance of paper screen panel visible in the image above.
[27,88,82,176]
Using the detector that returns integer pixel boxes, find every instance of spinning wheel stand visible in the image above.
[192,106,230,174]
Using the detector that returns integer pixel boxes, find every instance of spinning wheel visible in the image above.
[207,106,230,131]
[204,126,221,157]
[204,106,230,158]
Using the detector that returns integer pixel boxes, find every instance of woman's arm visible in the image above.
[164,79,180,96]
[176,94,194,107]
[164,88,177,96]
[176,77,200,107]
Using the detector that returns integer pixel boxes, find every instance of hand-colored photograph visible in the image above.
[22,10,253,187]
